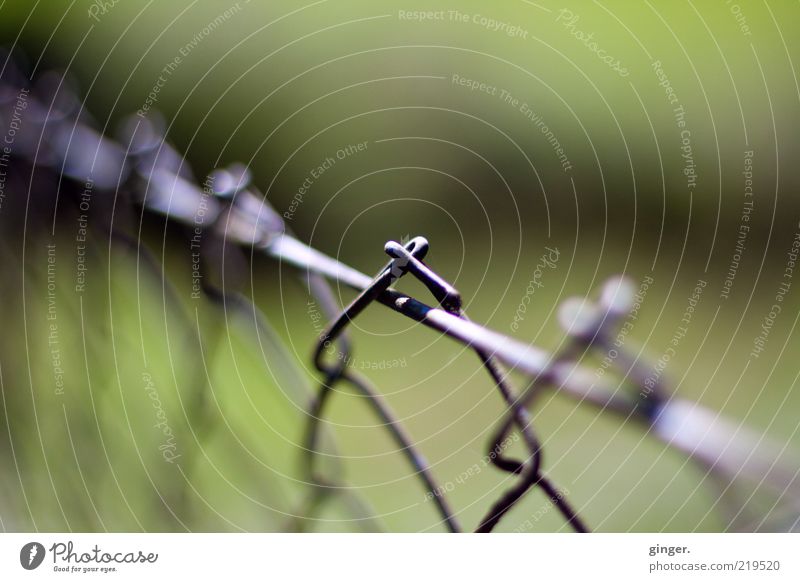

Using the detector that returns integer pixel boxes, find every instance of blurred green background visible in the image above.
[1,0,799,532]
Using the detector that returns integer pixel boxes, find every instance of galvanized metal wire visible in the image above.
[3,56,799,532]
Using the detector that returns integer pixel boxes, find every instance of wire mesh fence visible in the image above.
[2,52,799,533]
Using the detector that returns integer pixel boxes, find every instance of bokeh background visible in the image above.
[1,0,799,532]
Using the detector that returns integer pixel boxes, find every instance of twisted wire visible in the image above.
[4,55,799,532]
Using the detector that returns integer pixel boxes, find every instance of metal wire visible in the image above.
[3,57,799,533]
